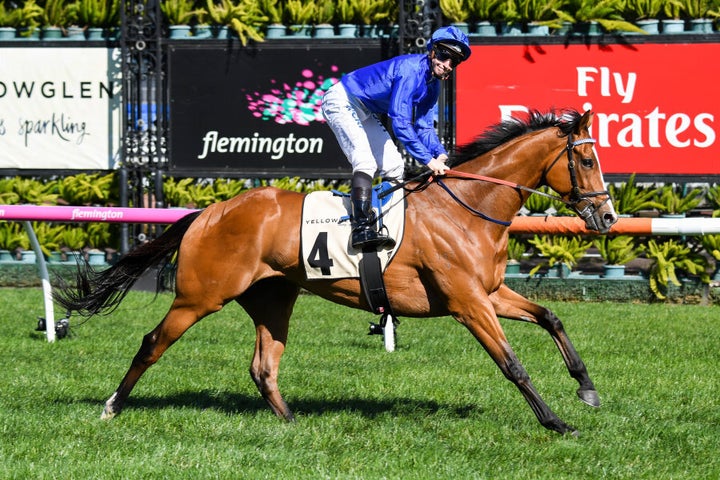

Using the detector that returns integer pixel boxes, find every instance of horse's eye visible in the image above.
[581,157,594,168]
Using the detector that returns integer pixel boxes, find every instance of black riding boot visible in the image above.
[351,173,395,249]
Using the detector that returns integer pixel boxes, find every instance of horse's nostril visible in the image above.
[604,213,618,225]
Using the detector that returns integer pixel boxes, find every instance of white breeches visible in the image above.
[321,82,404,182]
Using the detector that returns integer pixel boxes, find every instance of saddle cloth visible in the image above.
[301,183,406,280]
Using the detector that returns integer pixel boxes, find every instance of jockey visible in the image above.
[321,25,472,250]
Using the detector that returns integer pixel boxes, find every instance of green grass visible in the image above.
[1,288,718,479]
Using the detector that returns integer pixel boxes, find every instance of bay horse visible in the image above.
[54,109,617,435]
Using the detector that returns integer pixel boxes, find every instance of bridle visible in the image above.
[544,132,611,223]
[383,132,611,227]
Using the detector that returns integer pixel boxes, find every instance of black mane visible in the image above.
[449,109,581,167]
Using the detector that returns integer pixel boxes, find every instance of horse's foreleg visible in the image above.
[102,303,209,419]
[451,293,578,436]
[238,278,299,422]
[489,284,599,407]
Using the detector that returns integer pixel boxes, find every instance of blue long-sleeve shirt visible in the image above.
[340,54,447,165]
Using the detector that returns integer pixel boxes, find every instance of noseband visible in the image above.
[545,133,610,222]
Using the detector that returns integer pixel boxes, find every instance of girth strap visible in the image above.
[358,248,394,316]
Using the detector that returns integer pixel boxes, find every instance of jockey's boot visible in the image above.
[351,173,396,250]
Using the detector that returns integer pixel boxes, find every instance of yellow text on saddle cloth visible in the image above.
[301,187,406,280]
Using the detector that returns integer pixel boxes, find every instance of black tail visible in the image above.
[53,211,202,317]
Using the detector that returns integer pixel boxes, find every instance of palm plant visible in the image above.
[528,234,592,276]
[9,177,59,205]
[161,0,205,25]
[0,177,20,204]
[524,186,565,215]
[3,0,43,35]
[507,236,528,262]
[353,0,391,25]
[608,174,664,215]
[206,0,266,44]
[656,184,704,216]
[561,0,647,32]
[669,0,719,18]
[70,0,120,28]
[41,0,77,28]
[494,0,521,22]
[440,0,471,23]
[663,0,682,18]
[86,222,114,250]
[623,0,664,20]
[31,222,65,258]
[313,0,335,25]
[467,0,504,22]
[705,184,720,216]
[56,173,116,206]
[259,0,283,25]
[700,234,720,262]
[59,226,88,252]
[594,235,643,266]
[284,0,314,25]
[335,0,356,24]
[0,222,30,252]
[0,2,10,27]
[516,0,569,27]
[644,238,709,299]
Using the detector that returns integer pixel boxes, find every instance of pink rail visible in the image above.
[0,205,198,224]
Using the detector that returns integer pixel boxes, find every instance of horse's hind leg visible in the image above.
[237,277,300,421]
[489,284,599,407]
[102,301,216,419]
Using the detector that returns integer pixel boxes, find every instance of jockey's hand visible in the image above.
[427,156,449,176]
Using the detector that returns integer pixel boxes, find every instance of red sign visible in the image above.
[456,41,719,176]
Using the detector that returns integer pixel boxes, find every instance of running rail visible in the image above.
[0,205,197,342]
[509,216,720,236]
[3,204,720,234]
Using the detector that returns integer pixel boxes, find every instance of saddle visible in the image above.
[300,182,405,334]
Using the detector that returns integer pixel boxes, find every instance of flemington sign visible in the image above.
[456,38,720,178]
[167,43,384,178]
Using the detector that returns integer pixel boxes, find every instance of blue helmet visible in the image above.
[427,26,472,62]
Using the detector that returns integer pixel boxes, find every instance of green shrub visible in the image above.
[656,184,704,215]
[608,173,663,215]
[593,235,642,265]
[644,238,709,299]
[528,234,592,275]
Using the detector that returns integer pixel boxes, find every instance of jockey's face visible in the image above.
[430,45,464,80]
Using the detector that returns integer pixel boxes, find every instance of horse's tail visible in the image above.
[53,210,203,317]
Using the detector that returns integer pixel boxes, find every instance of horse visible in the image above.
[54,109,618,436]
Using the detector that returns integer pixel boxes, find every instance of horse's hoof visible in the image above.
[100,408,116,420]
[577,388,600,407]
[100,393,120,420]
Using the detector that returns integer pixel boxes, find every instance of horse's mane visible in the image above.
[449,108,581,167]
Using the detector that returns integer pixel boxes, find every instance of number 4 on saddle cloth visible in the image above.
[301,182,406,316]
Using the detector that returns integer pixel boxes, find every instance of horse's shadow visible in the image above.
[81,390,483,419]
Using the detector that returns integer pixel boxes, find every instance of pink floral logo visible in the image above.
[245,65,340,126]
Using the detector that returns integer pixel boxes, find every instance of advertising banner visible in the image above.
[168,44,384,177]
[456,41,719,177]
[0,48,122,170]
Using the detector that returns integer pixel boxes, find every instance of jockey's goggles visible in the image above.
[433,42,466,68]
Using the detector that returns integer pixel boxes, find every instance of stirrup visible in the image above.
[352,227,395,250]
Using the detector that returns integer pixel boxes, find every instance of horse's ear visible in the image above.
[577,110,594,133]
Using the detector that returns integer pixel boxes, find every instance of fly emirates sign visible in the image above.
[456,42,719,176]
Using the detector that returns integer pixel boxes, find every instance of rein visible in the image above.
[382,134,609,226]
[434,178,512,226]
